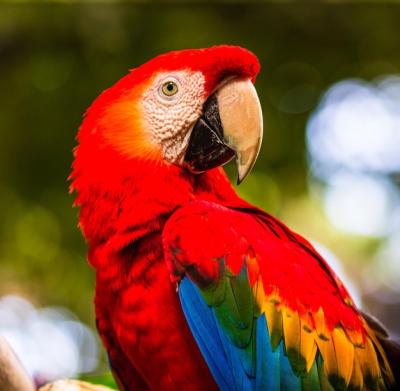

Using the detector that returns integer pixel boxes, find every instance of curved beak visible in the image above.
[184,78,263,184]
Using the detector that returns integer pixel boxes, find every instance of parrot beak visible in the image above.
[184,78,263,184]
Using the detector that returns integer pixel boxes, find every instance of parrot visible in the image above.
[70,45,400,391]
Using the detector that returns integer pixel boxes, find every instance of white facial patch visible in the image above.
[141,70,205,163]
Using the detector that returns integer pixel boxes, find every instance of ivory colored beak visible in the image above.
[216,78,263,184]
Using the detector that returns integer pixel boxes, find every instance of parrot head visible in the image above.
[74,45,263,185]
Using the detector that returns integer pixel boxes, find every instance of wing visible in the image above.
[162,200,396,391]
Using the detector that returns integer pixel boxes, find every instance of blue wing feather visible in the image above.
[179,277,304,391]
[279,343,302,390]
[179,277,236,390]
[214,317,253,391]
[256,314,280,390]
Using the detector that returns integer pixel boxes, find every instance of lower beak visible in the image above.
[183,78,263,184]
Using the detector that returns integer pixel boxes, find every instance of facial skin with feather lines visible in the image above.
[141,71,206,164]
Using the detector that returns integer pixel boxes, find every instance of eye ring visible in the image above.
[158,77,180,100]
[162,81,178,96]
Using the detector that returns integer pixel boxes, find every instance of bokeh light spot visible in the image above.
[307,76,400,237]
[0,295,99,385]
[323,173,399,237]
[307,78,400,176]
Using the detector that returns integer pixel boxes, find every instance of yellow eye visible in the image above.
[161,81,179,96]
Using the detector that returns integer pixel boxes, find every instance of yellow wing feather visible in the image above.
[332,327,354,387]
[315,331,338,382]
[349,354,364,391]
[313,308,331,342]
[282,308,304,374]
[299,319,318,373]
[251,264,392,390]
[254,278,283,350]
[355,336,383,389]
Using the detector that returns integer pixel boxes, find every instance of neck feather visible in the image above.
[72,146,239,275]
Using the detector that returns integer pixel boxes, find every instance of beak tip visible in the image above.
[236,155,257,185]
[236,174,245,185]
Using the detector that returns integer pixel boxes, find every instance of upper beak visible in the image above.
[184,78,263,184]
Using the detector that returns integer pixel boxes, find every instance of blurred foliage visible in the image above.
[81,372,117,389]
[0,2,400,382]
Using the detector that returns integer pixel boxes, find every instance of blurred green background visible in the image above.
[0,2,399,387]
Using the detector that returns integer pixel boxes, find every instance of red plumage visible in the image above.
[71,46,397,390]
[71,46,261,389]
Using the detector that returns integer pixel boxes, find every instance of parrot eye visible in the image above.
[160,79,179,98]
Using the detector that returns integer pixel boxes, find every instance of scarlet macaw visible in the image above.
[71,46,399,390]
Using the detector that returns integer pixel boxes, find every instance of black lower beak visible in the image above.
[183,94,235,173]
